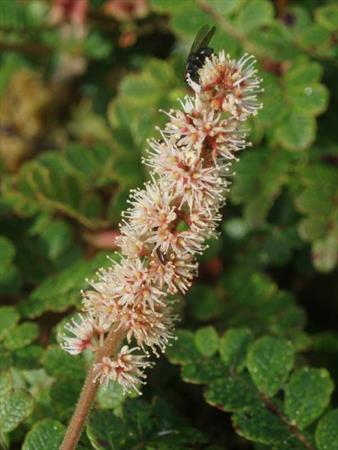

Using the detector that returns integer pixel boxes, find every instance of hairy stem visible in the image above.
[60,327,126,450]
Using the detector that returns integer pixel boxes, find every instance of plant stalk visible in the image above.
[60,327,125,450]
[261,394,315,450]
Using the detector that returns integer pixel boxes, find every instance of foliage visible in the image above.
[168,326,335,448]
[0,0,337,449]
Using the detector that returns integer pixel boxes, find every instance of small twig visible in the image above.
[60,327,126,450]
[261,394,315,450]
[0,24,53,34]
[0,41,51,55]
[197,0,338,66]
[275,0,289,18]
[196,0,268,60]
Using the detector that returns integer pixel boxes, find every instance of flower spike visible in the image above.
[61,49,262,395]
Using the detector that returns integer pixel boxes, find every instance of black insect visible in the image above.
[185,25,216,83]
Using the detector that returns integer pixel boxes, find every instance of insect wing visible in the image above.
[199,25,215,49]
[188,25,211,57]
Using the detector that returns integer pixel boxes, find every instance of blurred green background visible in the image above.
[0,0,337,449]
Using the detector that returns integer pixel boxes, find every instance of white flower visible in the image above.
[81,289,117,320]
[189,209,222,239]
[161,96,223,148]
[124,181,176,237]
[99,258,166,310]
[190,51,262,120]
[61,314,96,355]
[148,251,197,294]
[213,118,249,161]
[116,221,149,258]
[93,346,152,393]
[118,303,177,355]
[146,140,227,212]
[146,224,205,256]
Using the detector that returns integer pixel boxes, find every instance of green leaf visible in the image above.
[31,218,73,261]
[12,345,44,369]
[181,358,227,385]
[231,147,292,226]
[86,410,126,450]
[250,23,298,62]
[274,111,316,151]
[296,165,338,239]
[220,328,253,371]
[295,164,338,272]
[21,252,115,317]
[0,389,34,433]
[3,154,105,229]
[247,336,295,396]
[287,83,329,116]
[232,404,293,446]
[0,306,19,340]
[312,234,338,273]
[64,144,115,187]
[167,1,210,40]
[22,419,65,450]
[187,284,223,321]
[0,53,26,96]
[166,329,200,365]
[153,0,239,54]
[297,23,332,55]
[0,348,12,371]
[0,236,15,276]
[0,0,41,29]
[316,409,338,450]
[222,268,305,335]
[108,58,180,156]
[237,0,274,33]
[259,73,286,127]
[50,376,83,421]
[42,345,85,380]
[120,73,160,107]
[253,225,302,267]
[284,61,323,86]
[315,4,338,32]
[0,392,33,433]
[284,61,329,116]
[0,372,11,399]
[205,374,260,412]
[195,327,219,357]
[203,0,242,16]
[83,32,112,59]
[96,381,125,410]
[87,399,205,450]
[4,322,39,350]
[285,367,334,429]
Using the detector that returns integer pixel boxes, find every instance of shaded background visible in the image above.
[0,0,337,449]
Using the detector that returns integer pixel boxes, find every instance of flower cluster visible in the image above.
[93,346,152,394]
[61,49,262,394]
